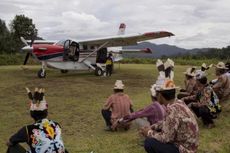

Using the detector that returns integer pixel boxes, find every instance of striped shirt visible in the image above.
[104,93,132,120]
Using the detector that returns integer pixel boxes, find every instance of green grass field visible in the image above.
[0,64,229,153]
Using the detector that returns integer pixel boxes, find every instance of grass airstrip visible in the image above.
[0,64,230,153]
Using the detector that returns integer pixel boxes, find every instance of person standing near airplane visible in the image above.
[6,88,68,153]
[105,53,113,76]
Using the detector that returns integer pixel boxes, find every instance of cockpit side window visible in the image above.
[63,40,80,62]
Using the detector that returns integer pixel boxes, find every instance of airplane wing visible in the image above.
[78,31,174,47]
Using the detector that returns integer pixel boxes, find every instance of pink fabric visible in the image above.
[104,93,132,120]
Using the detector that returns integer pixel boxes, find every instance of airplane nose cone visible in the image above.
[21,46,33,52]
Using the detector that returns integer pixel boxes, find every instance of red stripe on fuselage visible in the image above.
[33,44,64,57]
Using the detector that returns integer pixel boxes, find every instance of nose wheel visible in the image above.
[37,69,46,78]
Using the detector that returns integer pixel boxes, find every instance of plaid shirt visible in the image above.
[149,100,199,153]
[104,93,132,119]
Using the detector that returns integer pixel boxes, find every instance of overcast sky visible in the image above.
[1,0,230,49]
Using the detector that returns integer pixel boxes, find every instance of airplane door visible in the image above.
[63,40,71,61]
[63,40,80,61]
[96,48,107,63]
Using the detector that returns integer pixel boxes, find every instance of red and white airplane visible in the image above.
[21,23,174,78]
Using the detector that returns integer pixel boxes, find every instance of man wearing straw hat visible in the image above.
[182,75,221,128]
[140,79,199,153]
[6,88,67,153]
[195,63,212,79]
[212,62,230,100]
[101,80,133,131]
[177,67,197,100]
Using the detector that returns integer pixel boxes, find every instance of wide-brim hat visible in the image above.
[201,63,207,69]
[114,80,124,89]
[214,62,228,69]
[183,67,196,77]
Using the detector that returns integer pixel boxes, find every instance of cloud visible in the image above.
[0,0,230,49]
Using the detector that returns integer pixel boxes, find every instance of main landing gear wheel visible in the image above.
[95,67,103,76]
[37,69,46,78]
[61,70,68,73]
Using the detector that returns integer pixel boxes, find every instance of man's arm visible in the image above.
[125,104,156,122]
[181,94,196,102]
[213,75,226,90]
[8,126,28,146]
[103,96,112,110]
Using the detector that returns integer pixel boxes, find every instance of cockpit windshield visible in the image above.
[54,40,66,46]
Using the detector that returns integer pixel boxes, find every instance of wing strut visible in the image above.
[79,41,109,63]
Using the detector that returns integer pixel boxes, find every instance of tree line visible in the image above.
[171,46,230,60]
[0,14,39,54]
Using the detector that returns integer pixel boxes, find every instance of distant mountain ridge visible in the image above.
[122,42,210,58]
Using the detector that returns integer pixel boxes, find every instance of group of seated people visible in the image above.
[101,60,230,153]
[6,60,229,153]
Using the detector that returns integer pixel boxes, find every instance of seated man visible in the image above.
[121,83,166,128]
[195,63,212,79]
[7,88,68,153]
[212,62,230,100]
[182,76,221,128]
[101,80,133,131]
[177,67,197,100]
[140,80,199,153]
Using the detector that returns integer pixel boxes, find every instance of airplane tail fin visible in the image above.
[117,23,126,35]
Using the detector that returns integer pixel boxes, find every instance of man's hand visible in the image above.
[6,140,12,146]
[139,126,152,137]
[188,102,199,108]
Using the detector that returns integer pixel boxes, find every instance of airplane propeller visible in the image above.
[20,36,35,65]
[23,52,31,65]
[20,36,29,46]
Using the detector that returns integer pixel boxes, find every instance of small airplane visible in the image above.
[21,23,174,78]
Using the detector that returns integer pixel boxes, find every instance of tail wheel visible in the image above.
[95,67,103,76]
[37,69,46,78]
[61,70,68,73]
